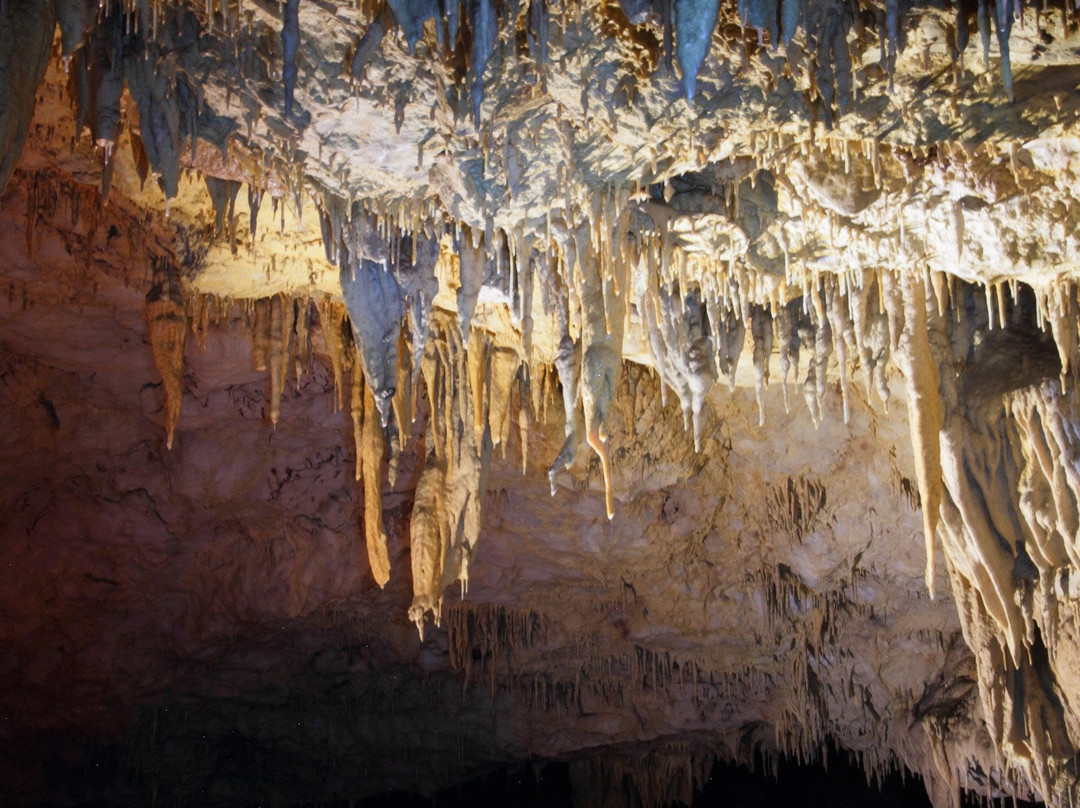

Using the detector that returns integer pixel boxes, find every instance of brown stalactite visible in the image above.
[355,344,391,588]
[144,262,187,450]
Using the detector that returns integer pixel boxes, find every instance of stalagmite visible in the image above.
[144,266,187,450]
[897,271,944,596]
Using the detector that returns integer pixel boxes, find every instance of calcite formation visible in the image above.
[144,259,188,450]
[5,0,1080,805]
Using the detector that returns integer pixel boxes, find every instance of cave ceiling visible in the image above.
[4,0,1080,806]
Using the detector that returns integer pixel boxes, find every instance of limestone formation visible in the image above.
[5,0,1080,805]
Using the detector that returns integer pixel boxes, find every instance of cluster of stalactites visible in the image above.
[20,168,109,271]
[193,291,395,584]
[879,270,1080,804]
[631,262,1080,623]
[444,602,549,697]
[893,272,1080,601]
[178,190,541,612]
[314,193,535,620]
[635,259,894,443]
[55,1,238,207]
[351,0,1022,140]
[159,289,315,439]
[579,746,717,808]
[408,314,533,639]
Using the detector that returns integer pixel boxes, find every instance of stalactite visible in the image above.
[341,259,404,427]
[144,260,187,450]
[268,293,296,426]
[674,0,720,101]
[467,327,488,450]
[641,282,714,450]
[456,231,484,341]
[751,304,773,427]
[896,270,944,597]
[18,11,1080,799]
[281,0,300,118]
[354,347,391,588]
[467,0,496,127]
[825,276,852,424]
[294,298,311,386]
[409,456,448,639]
[850,274,892,411]
[487,348,520,457]
[802,303,831,428]
[319,298,350,412]
[574,225,623,519]
[349,339,365,482]
[398,235,440,383]
[251,297,271,373]
[124,26,183,202]
[776,298,801,413]
[708,293,745,393]
[248,184,263,238]
[548,330,581,494]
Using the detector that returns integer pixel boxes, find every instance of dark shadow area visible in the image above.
[0,736,1049,807]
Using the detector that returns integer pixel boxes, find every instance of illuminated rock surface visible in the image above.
[3,0,1080,805]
